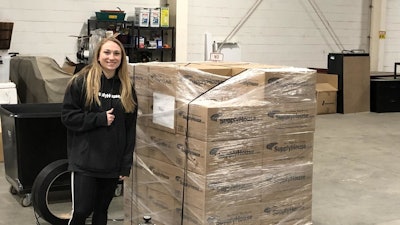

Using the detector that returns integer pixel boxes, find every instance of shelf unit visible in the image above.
[87,19,134,62]
[132,26,175,63]
[87,19,175,63]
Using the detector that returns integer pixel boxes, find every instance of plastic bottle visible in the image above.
[212,41,218,53]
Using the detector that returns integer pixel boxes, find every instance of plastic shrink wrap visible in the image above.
[124,62,316,225]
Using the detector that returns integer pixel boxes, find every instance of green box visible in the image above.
[96,12,126,21]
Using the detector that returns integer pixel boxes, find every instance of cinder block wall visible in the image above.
[0,0,159,65]
[186,0,371,68]
[0,1,399,71]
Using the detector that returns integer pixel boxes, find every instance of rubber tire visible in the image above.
[31,159,70,225]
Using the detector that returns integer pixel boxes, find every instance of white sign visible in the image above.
[210,53,224,61]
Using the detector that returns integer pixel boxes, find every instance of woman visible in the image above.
[61,37,137,225]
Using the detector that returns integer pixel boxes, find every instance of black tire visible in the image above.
[31,159,70,225]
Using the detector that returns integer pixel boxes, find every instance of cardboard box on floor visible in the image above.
[316,73,338,114]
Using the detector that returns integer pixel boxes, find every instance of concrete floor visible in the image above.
[1,112,400,225]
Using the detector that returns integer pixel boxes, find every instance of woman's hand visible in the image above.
[106,108,115,126]
[119,175,128,181]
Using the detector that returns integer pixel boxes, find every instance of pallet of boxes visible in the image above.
[124,62,316,225]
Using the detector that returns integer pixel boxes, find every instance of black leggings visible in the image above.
[68,172,118,225]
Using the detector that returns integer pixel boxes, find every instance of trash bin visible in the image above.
[0,103,67,206]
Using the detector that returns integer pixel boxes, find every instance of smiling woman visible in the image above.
[98,41,122,79]
[61,36,138,225]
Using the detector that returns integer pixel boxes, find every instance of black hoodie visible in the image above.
[61,73,137,178]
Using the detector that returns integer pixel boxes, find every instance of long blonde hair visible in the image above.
[72,37,136,112]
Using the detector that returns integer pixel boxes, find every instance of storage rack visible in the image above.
[87,19,175,63]
[87,19,135,62]
[132,26,175,63]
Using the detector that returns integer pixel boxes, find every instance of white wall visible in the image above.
[0,0,160,65]
[384,0,400,72]
[2,0,400,71]
[186,0,372,68]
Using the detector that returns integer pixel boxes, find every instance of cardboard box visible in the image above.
[134,155,184,198]
[177,99,270,141]
[184,137,263,175]
[183,202,261,225]
[261,163,313,202]
[125,183,181,225]
[136,126,264,175]
[176,100,316,142]
[177,66,232,101]
[132,63,149,96]
[316,73,338,114]
[263,132,314,168]
[183,170,263,211]
[136,95,150,127]
[135,127,186,168]
[141,187,182,225]
[260,194,312,224]
[148,64,178,96]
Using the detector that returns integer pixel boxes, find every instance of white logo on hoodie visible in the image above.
[98,92,121,99]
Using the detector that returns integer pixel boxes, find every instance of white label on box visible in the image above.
[153,92,175,129]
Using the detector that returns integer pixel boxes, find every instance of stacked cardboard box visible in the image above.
[316,73,338,114]
[124,62,316,225]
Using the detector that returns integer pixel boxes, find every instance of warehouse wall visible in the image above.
[186,0,372,68]
[1,0,399,71]
[0,0,160,65]
[384,0,400,72]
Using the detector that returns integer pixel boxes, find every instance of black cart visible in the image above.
[0,103,67,206]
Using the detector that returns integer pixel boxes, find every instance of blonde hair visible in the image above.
[71,37,136,112]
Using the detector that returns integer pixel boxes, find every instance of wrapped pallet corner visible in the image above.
[124,62,316,225]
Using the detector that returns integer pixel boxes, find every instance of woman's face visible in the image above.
[98,40,122,76]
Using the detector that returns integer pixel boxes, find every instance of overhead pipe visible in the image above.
[307,0,345,52]
[217,0,263,52]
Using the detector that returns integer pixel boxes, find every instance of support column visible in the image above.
[172,0,188,62]
[370,0,387,72]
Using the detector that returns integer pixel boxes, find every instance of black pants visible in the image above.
[68,172,118,225]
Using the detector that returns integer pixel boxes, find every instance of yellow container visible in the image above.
[160,7,169,27]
